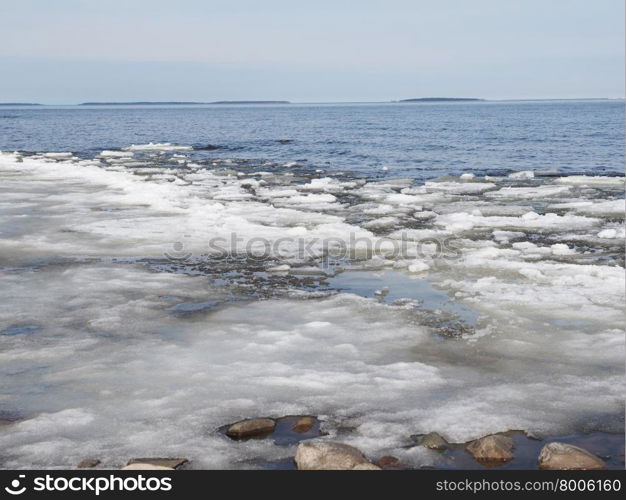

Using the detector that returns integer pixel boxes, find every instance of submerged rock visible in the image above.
[419,432,448,451]
[466,434,514,464]
[226,418,276,440]
[538,442,606,470]
[77,458,101,468]
[295,440,381,470]
[291,416,316,434]
[127,458,188,469]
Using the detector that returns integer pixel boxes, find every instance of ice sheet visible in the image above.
[0,150,623,469]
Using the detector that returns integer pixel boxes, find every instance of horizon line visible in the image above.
[0,97,624,106]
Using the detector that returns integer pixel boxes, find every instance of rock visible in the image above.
[292,416,315,434]
[77,458,101,468]
[376,455,401,468]
[126,458,188,469]
[538,443,606,470]
[419,432,448,451]
[122,463,173,470]
[295,440,380,470]
[466,435,514,463]
[226,418,276,440]
[353,463,383,470]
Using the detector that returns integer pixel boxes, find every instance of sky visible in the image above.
[0,0,624,103]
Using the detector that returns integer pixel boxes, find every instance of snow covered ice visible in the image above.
[0,149,623,469]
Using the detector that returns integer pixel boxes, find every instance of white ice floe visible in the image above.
[99,150,134,158]
[362,217,399,230]
[492,230,525,243]
[0,152,374,262]
[597,228,626,239]
[555,175,625,186]
[42,152,74,159]
[298,177,360,193]
[123,143,193,151]
[407,261,430,273]
[424,181,497,194]
[567,199,625,217]
[267,264,291,272]
[413,211,437,220]
[358,204,397,215]
[486,185,571,199]
[550,243,576,256]
[508,170,535,180]
[435,211,601,233]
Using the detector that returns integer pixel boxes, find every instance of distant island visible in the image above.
[80,101,202,105]
[0,102,42,106]
[79,101,290,106]
[399,97,484,103]
[209,101,290,105]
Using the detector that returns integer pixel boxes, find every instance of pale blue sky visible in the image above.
[0,0,623,103]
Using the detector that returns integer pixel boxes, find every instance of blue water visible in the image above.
[0,100,623,180]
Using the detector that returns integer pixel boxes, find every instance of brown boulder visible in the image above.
[377,455,402,468]
[295,441,381,470]
[292,416,315,434]
[467,434,514,463]
[538,442,606,470]
[226,418,276,439]
[122,463,173,470]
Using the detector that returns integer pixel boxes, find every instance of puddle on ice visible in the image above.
[219,416,323,447]
[326,270,479,327]
[167,300,220,315]
[2,325,41,336]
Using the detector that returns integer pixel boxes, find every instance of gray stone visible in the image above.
[538,442,606,470]
[226,418,276,439]
[466,434,514,463]
[420,432,448,451]
[295,440,381,470]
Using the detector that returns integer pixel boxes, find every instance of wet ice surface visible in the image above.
[0,148,624,470]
